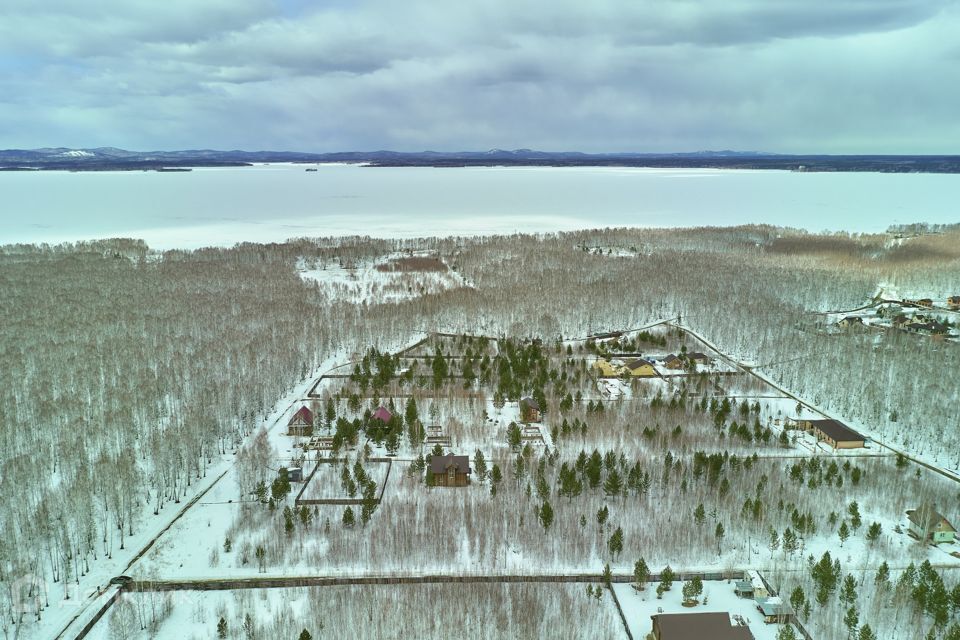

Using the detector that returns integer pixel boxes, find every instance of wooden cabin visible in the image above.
[287,406,314,437]
[662,354,685,370]
[907,505,957,544]
[687,352,711,366]
[624,358,657,377]
[520,397,542,423]
[430,454,472,487]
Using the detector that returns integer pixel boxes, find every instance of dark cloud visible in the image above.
[0,0,956,152]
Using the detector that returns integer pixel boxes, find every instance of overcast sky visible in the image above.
[1,0,957,153]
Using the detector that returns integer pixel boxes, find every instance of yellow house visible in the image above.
[624,358,657,377]
[593,358,624,377]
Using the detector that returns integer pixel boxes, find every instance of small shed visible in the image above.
[755,596,791,623]
[287,467,304,482]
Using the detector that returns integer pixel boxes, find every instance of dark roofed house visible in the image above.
[287,406,314,437]
[520,397,541,423]
[908,320,949,335]
[372,406,393,423]
[651,612,754,640]
[663,354,684,370]
[687,352,710,365]
[907,504,956,544]
[624,358,657,377]
[837,316,864,329]
[429,454,472,487]
[800,419,865,449]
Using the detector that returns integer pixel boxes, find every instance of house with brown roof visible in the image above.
[687,352,711,366]
[907,504,956,544]
[797,419,865,449]
[651,612,754,640]
[663,354,685,370]
[430,454,472,487]
[287,406,314,437]
[624,358,657,377]
[520,397,542,423]
[837,316,864,329]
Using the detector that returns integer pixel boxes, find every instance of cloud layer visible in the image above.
[0,0,956,152]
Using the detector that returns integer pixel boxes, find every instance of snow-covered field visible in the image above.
[297,252,470,304]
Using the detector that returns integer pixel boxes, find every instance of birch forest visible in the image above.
[2,225,959,640]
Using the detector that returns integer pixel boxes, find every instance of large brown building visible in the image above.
[430,454,472,487]
[797,419,865,449]
[651,612,754,640]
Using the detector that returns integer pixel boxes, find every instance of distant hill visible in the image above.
[2,147,960,173]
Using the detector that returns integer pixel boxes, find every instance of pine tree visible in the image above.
[633,557,650,590]
[866,522,882,544]
[603,469,624,497]
[608,526,624,559]
[840,573,857,605]
[508,422,522,450]
[596,505,609,533]
[217,617,228,639]
[838,520,850,547]
[474,450,488,482]
[299,630,312,640]
[875,562,890,588]
[858,625,877,640]
[660,565,675,591]
[776,626,798,640]
[342,506,356,528]
[789,586,807,620]
[539,501,554,530]
[714,521,725,555]
[843,606,859,637]
[694,503,706,526]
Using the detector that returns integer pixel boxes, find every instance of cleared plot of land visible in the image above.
[614,580,799,640]
[298,459,391,501]
[297,253,469,304]
[91,583,624,640]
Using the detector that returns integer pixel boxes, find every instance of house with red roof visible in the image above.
[287,406,314,437]
[372,406,393,423]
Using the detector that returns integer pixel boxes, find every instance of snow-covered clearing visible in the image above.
[297,252,470,304]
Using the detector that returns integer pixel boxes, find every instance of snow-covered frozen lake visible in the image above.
[2,163,959,249]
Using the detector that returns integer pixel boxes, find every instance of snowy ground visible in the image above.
[88,582,625,640]
[614,579,800,640]
[297,252,470,304]
[298,459,391,501]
